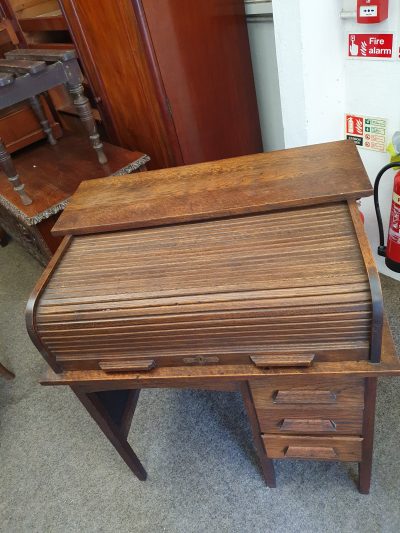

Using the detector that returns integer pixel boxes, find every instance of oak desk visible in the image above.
[27,141,400,493]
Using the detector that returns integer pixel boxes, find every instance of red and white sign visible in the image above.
[348,33,393,59]
[346,115,364,136]
[345,114,387,152]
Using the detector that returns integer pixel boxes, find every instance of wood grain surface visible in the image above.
[0,99,62,154]
[348,200,383,362]
[250,354,315,368]
[59,0,178,169]
[33,202,376,371]
[51,141,372,236]
[0,133,145,218]
[251,376,365,408]
[39,316,400,388]
[262,435,363,461]
[139,0,262,164]
[59,0,262,169]
[258,409,363,435]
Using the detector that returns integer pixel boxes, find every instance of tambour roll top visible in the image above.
[27,201,382,372]
[26,141,382,373]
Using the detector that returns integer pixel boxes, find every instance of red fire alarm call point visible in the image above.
[357,0,389,24]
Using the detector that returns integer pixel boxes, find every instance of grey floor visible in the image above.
[1,240,400,533]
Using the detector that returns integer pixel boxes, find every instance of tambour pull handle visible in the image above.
[250,353,315,368]
[99,359,156,372]
[285,446,338,460]
[279,418,337,433]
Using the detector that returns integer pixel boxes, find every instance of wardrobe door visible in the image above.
[139,0,262,164]
[59,0,180,169]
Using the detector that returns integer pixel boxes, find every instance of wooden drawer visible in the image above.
[258,408,363,435]
[250,376,365,410]
[262,435,363,462]
[0,100,62,153]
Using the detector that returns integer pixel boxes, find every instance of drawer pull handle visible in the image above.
[280,418,337,432]
[251,353,315,368]
[99,359,156,372]
[284,446,338,460]
[273,390,337,404]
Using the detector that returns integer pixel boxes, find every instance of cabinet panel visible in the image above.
[137,0,262,163]
[59,0,261,168]
[59,0,178,169]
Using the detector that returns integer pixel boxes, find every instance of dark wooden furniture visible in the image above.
[2,1,261,169]
[0,48,107,204]
[26,141,400,493]
[58,0,262,169]
[0,4,64,160]
[0,99,62,154]
[0,134,149,263]
[1,0,70,50]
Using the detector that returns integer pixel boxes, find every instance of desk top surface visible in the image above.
[52,140,372,236]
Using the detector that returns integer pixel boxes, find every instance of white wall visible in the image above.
[272,0,400,280]
[273,0,346,146]
[343,1,400,279]
[245,1,285,151]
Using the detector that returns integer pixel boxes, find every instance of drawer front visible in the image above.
[258,408,363,435]
[250,376,365,410]
[262,435,363,462]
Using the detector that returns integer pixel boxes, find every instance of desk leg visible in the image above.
[72,387,147,481]
[240,382,276,488]
[358,377,377,494]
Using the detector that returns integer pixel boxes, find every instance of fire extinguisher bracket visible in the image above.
[377,245,387,257]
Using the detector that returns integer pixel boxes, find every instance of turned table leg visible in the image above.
[0,139,32,206]
[0,362,15,380]
[240,382,276,487]
[29,95,57,146]
[72,387,146,480]
[67,82,108,165]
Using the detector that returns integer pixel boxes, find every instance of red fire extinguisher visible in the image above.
[374,163,400,273]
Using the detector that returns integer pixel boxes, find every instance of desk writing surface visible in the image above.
[51,140,372,236]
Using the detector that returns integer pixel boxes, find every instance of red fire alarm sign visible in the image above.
[348,33,394,59]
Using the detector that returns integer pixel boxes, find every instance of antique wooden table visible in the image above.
[27,141,400,493]
[0,48,107,206]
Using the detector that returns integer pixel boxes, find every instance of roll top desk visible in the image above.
[26,141,400,493]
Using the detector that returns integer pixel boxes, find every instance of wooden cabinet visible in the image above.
[58,0,262,169]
